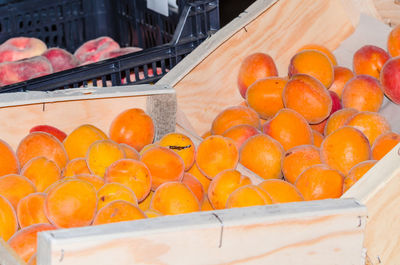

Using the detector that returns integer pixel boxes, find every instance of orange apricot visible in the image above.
[159,132,196,171]
[139,143,159,156]
[388,24,400,57]
[258,179,304,203]
[329,66,354,98]
[62,158,91,177]
[144,209,162,218]
[151,182,200,215]
[353,45,390,79]
[222,124,260,149]
[283,74,332,124]
[97,183,138,209]
[295,164,344,200]
[310,120,327,135]
[86,140,125,177]
[105,159,151,202]
[237,53,278,98]
[63,124,108,160]
[297,44,337,66]
[119,143,140,160]
[196,135,239,179]
[208,169,251,210]
[281,145,322,184]
[312,130,324,148]
[321,126,371,175]
[65,174,105,191]
[324,108,359,136]
[0,174,36,209]
[372,132,400,160]
[202,131,211,139]
[182,173,204,205]
[8,223,56,262]
[263,108,313,150]
[240,134,284,179]
[93,200,146,225]
[226,184,272,208]
[17,193,49,228]
[21,157,61,192]
[288,50,334,88]
[245,77,287,119]
[343,160,377,192]
[109,108,154,151]
[342,75,384,112]
[17,132,68,169]
[140,146,184,191]
[0,139,19,177]
[45,179,97,228]
[187,162,211,192]
[211,106,260,135]
[201,197,214,211]
[138,190,153,211]
[0,195,18,241]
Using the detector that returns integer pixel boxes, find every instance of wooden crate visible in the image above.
[0,85,366,264]
[158,0,400,264]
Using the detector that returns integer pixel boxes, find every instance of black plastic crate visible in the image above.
[0,0,219,92]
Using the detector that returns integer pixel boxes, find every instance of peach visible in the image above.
[288,50,334,88]
[8,223,56,262]
[42,48,79,72]
[211,106,260,135]
[74,36,120,64]
[226,184,272,209]
[0,174,36,209]
[380,56,400,104]
[0,56,53,86]
[0,139,19,177]
[0,195,18,241]
[283,74,332,124]
[237,53,278,98]
[105,159,152,202]
[93,200,146,225]
[21,157,61,192]
[109,108,155,152]
[222,124,260,149]
[0,37,47,63]
[353,45,390,79]
[342,75,383,112]
[196,135,239,179]
[97,183,138,210]
[329,66,354,98]
[101,47,142,60]
[17,193,50,228]
[388,24,400,57]
[62,158,91,177]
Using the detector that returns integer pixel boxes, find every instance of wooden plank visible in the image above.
[352,0,400,26]
[0,239,26,265]
[159,0,359,135]
[0,85,176,149]
[37,198,366,265]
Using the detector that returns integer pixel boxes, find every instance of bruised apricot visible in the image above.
[65,174,105,191]
[63,124,107,160]
[0,174,36,209]
[8,223,56,262]
[182,173,204,205]
[105,159,151,202]
[119,143,140,160]
[97,183,138,209]
[93,200,146,225]
[222,124,260,149]
[372,132,400,160]
[297,44,337,66]
[141,146,184,191]
[187,162,211,192]
[211,106,260,135]
[329,66,355,98]
[245,77,286,119]
[324,108,359,136]
[345,111,391,145]
[62,158,91,177]
[196,135,239,179]
[343,160,377,192]
[21,157,61,192]
[86,140,125,178]
[258,179,304,203]
[283,74,332,124]
[237,53,278,98]
[321,126,371,175]
[0,195,18,241]
[159,133,196,171]
[208,169,251,209]
[45,179,97,228]
[109,108,154,151]
[281,145,322,184]
[288,50,334,88]
[295,164,344,200]
[17,193,49,228]
[151,182,200,215]
[0,139,19,177]
[240,134,284,179]
[342,75,384,112]
[17,132,68,169]
[226,185,272,208]
[263,108,313,150]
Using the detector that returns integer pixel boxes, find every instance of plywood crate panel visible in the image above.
[158,0,400,264]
